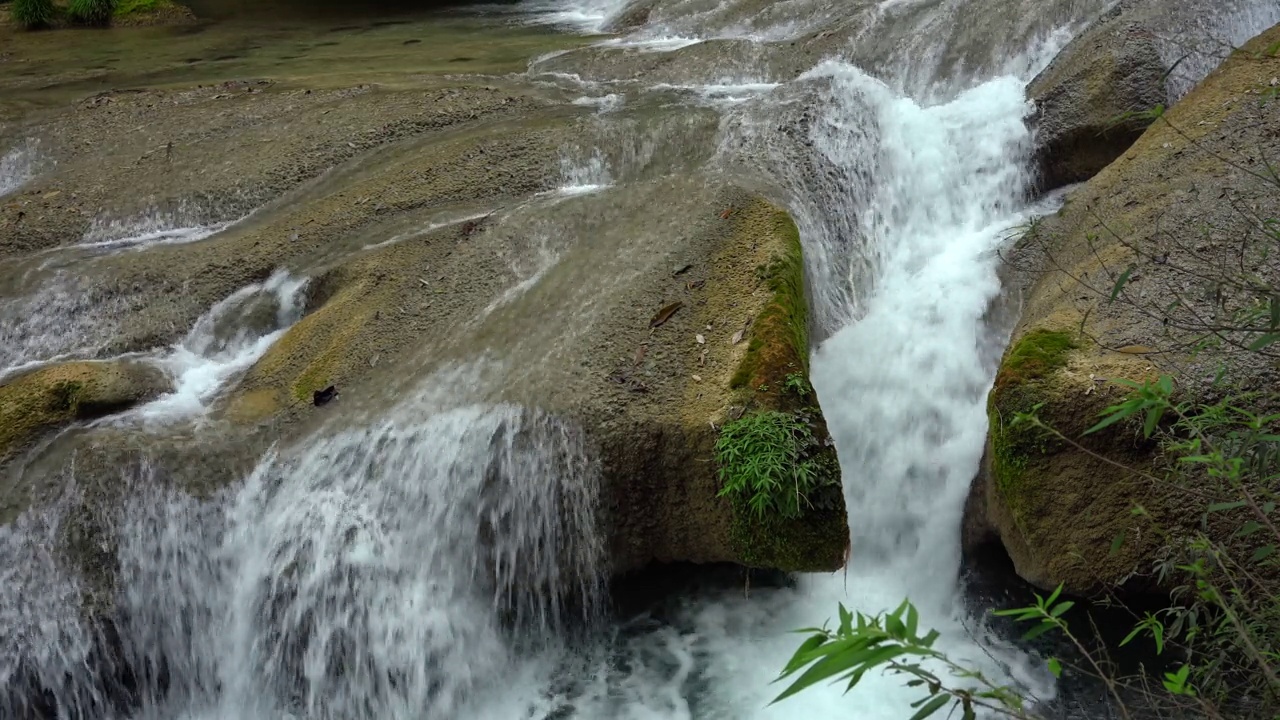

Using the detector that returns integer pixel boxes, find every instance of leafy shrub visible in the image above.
[11,0,56,28]
[67,0,116,25]
[715,411,826,519]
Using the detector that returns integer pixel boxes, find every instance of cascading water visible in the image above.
[4,0,1280,718]
[0,139,42,197]
[139,270,308,420]
[2,394,604,719]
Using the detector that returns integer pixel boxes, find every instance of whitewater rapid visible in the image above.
[4,0,1280,719]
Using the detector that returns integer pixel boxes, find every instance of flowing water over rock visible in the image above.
[3,0,1280,718]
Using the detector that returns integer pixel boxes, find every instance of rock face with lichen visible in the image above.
[0,361,170,466]
[970,23,1280,597]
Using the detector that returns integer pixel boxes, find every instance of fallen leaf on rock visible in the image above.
[1117,345,1155,354]
[650,301,683,328]
[313,385,339,407]
[673,264,693,276]
[696,334,706,345]
[719,207,734,220]
[692,374,703,382]
[633,344,648,366]
[699,349,707,367]
[687,280,705,291]
[730,329,745,345]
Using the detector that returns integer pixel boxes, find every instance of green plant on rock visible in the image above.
[68,0,116,25]
[715,410,826,520]
[783,371,812,397]
[11,0,56,28]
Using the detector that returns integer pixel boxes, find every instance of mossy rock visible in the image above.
[0,360,170,462]
[709,200,847,572]
[982,324,1168,596]
[982,23,1280,598]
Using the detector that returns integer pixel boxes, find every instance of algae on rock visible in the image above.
[974,22,1280,598]
[713,203,846,572]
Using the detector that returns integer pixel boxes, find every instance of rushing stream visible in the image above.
[4,0,1280,718]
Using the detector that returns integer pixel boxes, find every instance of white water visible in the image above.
[3,0,1279,718]
[139,270,307,420]
[0,139,42,197]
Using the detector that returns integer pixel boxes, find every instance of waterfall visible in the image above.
[0,396,604,719]
[2,0,1279,718]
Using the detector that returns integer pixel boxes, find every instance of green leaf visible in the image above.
[1236,521,1263,538]
[1207,501,1247,512]
[1047,658,1062,678]
[1109,531,1126,556]
[1022,621,1058,641]
[907,694,951,720]
[1050,601,1075,618]
[1248,333,1280,351]
[1251,545,1275,563]
[781,635,830,676]
[1086,407,1134,435]
[1109,265,1136,303]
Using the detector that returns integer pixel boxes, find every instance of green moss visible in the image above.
[988,329,1077,518]
[48,380,85,413]
[995,329,1076,391]
[112,0,172,17]
[730,211,810,390]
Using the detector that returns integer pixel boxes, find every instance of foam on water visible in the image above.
[0,139,42,197]
[138,270,307,420]
[0,385,605,720]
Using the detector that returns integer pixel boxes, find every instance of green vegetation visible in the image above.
[776,67,1280,720]
[715,411,829,520]
[992,329,1075,391]
[784,372,812,398]
[67,0,115,24]
[11,0,56,28]
[47,380,85,413]
[987,329,1076,512]
[112,0,163,15]
[730,211,810,390]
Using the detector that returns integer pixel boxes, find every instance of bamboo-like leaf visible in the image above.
[907,694,951,720]
[1237,521,1264,538]
[1109,531,1126,556]
[1207,501,1247,512]
[1047,658,1063,678]
[1109,265,1136,303]
[1251,545,1276,563]
[1022,621,1058,642]
[1249,333,1280,351]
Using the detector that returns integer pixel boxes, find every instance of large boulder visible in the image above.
[1027,3,1169,193]
[973,23,1280,596]
[228,188,850,576]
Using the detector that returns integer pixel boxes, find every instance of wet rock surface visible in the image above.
[976,22,1280,597]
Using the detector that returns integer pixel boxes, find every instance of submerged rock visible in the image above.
[974,23,1280,596]
[1027,3,1169,192]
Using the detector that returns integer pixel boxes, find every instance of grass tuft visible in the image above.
[68,0,116,25]
[11,0,56,29]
